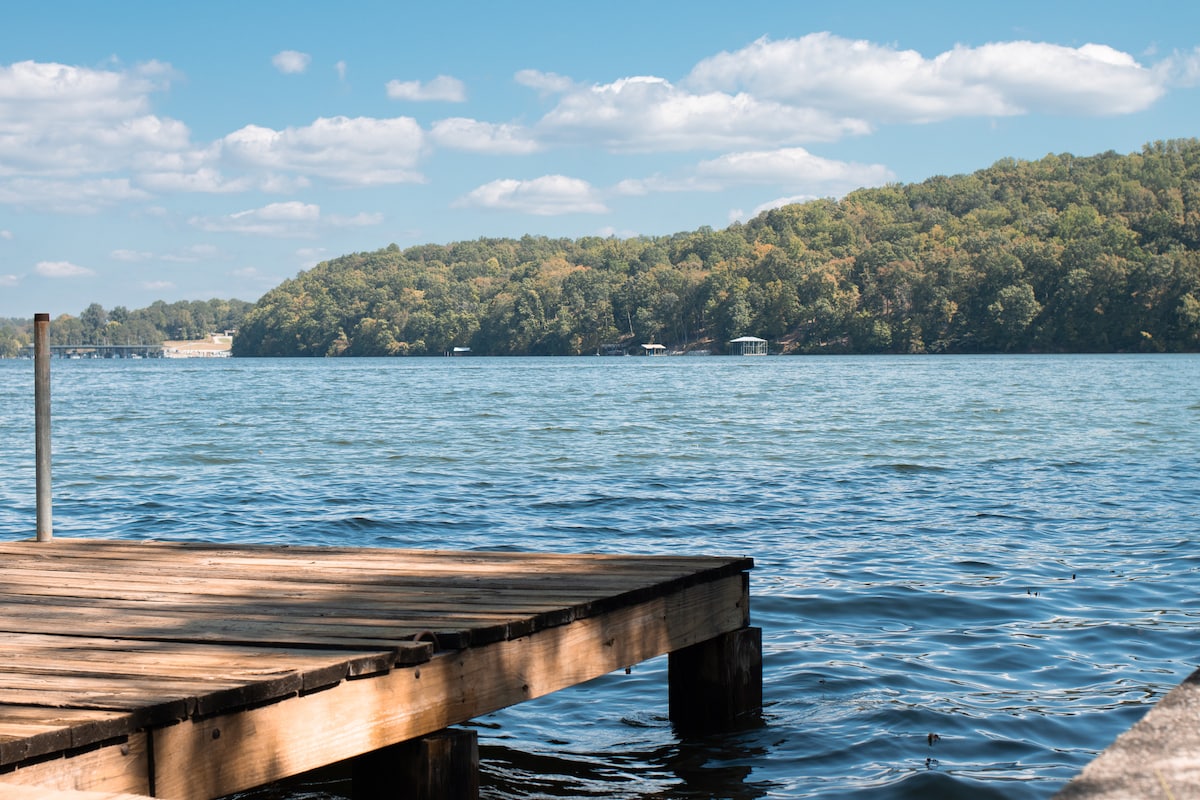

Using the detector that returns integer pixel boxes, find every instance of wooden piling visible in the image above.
[668,626,763,734]
[33,312,52,542]
[352,728,479,800]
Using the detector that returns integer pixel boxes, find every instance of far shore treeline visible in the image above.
[4,139,1200,357]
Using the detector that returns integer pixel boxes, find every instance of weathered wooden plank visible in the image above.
[0,634,428,673]
[0,708,134,765]
[0,540,751,577]
[151,572,750,800]
[0,562,745,603]
[0,605,477,651]
[0,733,150,795]
[0,538,753,797]
[0,781,154,800]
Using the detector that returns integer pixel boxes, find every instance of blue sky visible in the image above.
[1,0,1198,319]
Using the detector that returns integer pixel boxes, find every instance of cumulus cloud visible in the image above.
[520,34,1169,154]
[385,75,466,102]
[0,177,149,212]
[430,118,540,154]
[536,75,868,151]
[272,50,311,75]
[36,260,94,278]
[0,60,192,180]
[219,116,426,185]
[686,33,1164,123]
[0,274,19,287]
[453,175,608,215]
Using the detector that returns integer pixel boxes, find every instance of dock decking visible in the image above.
[0,539,755,799]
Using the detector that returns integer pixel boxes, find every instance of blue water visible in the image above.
[1,355,1197,799]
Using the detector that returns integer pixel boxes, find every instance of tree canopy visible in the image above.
[233,140,1200,356]
[7,140,1200,359]
[0,299,252,358]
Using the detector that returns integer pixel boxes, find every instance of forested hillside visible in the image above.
[234,140,1200,356]
[0,299,252,357]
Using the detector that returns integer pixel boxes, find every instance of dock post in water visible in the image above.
[668,626,763,734]
[352,728,479,800]
[34,312,52,543]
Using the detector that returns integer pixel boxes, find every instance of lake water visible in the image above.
[1,354,1197,799]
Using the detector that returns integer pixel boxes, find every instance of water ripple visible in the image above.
[1,355,1198,799]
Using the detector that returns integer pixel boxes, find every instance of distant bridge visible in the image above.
[24,344,165,358]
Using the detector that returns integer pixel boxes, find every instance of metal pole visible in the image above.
[34,312,52,542]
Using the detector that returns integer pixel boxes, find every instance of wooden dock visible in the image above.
[0,539,757,799]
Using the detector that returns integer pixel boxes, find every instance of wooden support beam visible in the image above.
[150,573,748,800]
[0,734,150,795]
[352,728,478,800]
[0,782,154,800]
[668,626,763,735]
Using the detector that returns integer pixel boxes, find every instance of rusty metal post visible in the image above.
[34,313,52,542]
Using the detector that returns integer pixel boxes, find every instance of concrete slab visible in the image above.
[1055,667,1200,799]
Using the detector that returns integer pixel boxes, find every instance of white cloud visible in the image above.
[0,274,19,287]
[0,60,169,123]
[335,61,347,82]
[696,147,893,187]
[189,201,381,236]
[0,177,149,212]
[135,167,310,194]
[613,175,713,196]
[686,34,1164,123]
[535,75,869,152]
[430,118,540,154]
[454,175,608,215]
[328,211,383,227]
[141,280,175,291]
[219,116,426,185]
[136,167,247,193]
[744,195,824,221]
[191,201,320,236]
[272,51,311,75]
[0,61,191,180]
[515,69,574,94]
[1157,46,1200,88]
[616,148,892,199]
[0,229,12,239]
[385,75,466,102]
[36,260,93,278]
